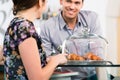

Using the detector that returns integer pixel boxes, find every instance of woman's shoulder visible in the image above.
[10,17,33,27]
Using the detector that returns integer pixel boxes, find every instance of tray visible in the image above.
[64,60,113,65]
[51,71,79,78]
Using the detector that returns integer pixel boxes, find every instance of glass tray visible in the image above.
[64,60,113,65]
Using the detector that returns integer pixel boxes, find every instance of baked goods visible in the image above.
[67,52,102,60]
[67,53,85,60]
[84,52,102,60]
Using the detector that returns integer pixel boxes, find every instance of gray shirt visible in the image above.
[40,10,102,55]
[40,10,103,79]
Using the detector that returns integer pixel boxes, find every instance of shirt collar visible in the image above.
[58,12,66,30]
[79,12,87,27]
[58,11,81,30]
[78,13,81,26]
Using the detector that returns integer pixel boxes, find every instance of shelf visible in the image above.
[58,64,120,67]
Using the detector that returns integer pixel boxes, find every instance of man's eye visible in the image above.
[75,2,80,5]
[66,0,71,2]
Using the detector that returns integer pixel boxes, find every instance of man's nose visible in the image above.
[69,3,76,9]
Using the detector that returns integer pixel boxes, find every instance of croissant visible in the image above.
[84,52,102,60]
[67,53,85,60]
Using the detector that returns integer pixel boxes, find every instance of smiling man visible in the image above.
[40,0,103,80]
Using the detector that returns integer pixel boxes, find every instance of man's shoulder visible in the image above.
[41,15,59,30]
[80,10,98,16]
[45,15,59,25]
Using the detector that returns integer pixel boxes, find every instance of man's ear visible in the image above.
[81,2,84,8]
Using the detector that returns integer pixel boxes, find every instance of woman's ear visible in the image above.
[60,0,63,5]
[38,0,42,7]
[39,0,45,8]
[38,0,46,12]
[38,0,46,8]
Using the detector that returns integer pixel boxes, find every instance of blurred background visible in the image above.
[0,0,120,78]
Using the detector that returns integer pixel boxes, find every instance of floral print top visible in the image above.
[3,17,47,80]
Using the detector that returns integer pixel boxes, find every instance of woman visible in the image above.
[3,0,67,80]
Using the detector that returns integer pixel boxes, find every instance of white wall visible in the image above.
[106,0,120,63]
[0,0,13,45]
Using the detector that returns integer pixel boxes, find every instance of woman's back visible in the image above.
[3,17,47,80]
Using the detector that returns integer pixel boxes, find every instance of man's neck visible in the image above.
[62,15,77,30]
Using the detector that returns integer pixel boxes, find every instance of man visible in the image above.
[40,0,103,79]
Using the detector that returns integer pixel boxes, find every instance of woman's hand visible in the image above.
[47,54,68,65]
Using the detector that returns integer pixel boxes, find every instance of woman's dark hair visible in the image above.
[12,0,43,15]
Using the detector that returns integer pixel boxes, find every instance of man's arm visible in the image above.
[40,22,53,56]
[81,10,103,35]
[88,11,103,35]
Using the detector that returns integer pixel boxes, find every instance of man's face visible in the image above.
[60,0,83,19]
